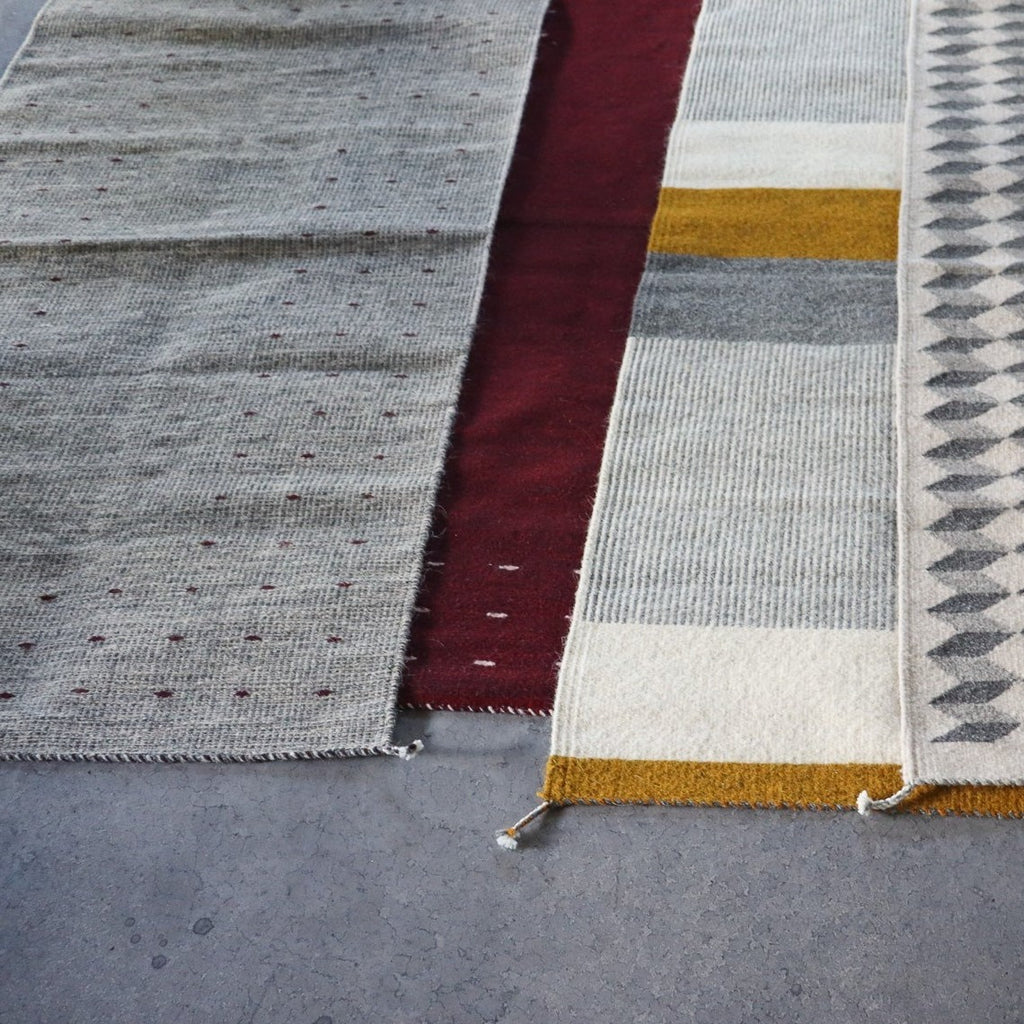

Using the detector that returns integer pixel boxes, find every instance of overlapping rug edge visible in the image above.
[398,0,703,715]
[534,0,1024,817]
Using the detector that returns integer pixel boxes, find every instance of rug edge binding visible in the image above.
[0,744,408,763]
[541,756,1024,817]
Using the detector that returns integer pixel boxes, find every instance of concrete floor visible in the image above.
[4,7,1024,1023]
[5,711,1024,1023]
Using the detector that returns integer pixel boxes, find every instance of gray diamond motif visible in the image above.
[913,2,1024,745]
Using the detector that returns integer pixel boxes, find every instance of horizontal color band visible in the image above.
[542,756,1024,815]
[648,188,900,261]
[632,254,897,346]
[551,622,899,765]
[663,122,903,190]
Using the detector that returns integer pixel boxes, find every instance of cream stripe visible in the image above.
[662,121,903,190]
[551,621,900,765]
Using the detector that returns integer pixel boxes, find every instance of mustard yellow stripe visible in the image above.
[542,756,1024,816]
[648,187,900,261]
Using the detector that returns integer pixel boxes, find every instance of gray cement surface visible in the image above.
[0,0,38,78]
[5,711,1024,1024]
[4,6,1024,1024]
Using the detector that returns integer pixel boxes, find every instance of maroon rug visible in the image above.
[399,0,701,713]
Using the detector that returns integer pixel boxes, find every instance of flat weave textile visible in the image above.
[900,0,1024,788]
[542,0,1024,815]
[399,0,701,715]
[0,0,545,761]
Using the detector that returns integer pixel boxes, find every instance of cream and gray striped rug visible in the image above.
[543,0,1024,815]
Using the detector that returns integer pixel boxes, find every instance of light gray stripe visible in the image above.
[581,335,896,631]
[632,255,897,346]
[0,0,545,759]
[680,0,908,123]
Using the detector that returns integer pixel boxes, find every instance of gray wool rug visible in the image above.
[0,0,545,760]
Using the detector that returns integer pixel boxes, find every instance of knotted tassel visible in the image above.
[856,781,917,817]
[495,801,552,850]
[385,739,424,761]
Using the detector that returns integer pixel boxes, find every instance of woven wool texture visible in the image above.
[0,0,545,760]
[545,0,1024,814]
[545,0,907,809]
[399,0,701,715]
[542,0,968,814]
[900,0,1024,785]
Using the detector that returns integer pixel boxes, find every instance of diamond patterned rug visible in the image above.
[901,0,1024,784]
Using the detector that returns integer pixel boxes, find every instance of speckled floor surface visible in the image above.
[5,709,1024,1024]
[4,7,1024,1023]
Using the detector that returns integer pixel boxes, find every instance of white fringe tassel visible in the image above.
[856,781,917,817]
[495,831,519,852]
[388,740,424,761]
[494,801,552,850]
